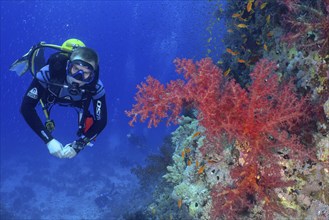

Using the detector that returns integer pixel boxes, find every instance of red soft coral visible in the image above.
[125,76,185,128]
[280,0,329,56]
[205,60,312,219]
[126,58,224,128]
[126,58,313,219]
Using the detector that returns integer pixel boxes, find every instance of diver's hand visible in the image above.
[62,137,90,158]
[46,139,63,158]
[62,144,77,159]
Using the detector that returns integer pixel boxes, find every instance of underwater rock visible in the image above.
[162,116,212,219]
[306,200,329,220]
[164,116,204,184]
[163,153,185,184]
[172,181,209,218]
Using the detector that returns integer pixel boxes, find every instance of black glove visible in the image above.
[71,136,91,153]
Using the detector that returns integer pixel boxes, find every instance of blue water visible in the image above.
[0,1,224,219]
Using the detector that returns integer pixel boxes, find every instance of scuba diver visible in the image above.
[10,39,107,159]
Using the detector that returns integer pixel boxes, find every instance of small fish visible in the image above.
[260,2,268,9]
[226,48,239,56]
[217,60,224,65]
[196,160,199,168]
[181,150,185,159]
[187,160,192,166]
[178,198,183,208]
[232,13,242,18]
[266,15,271,24]
[267,31,273,38]
[227,29,234,33]
[223,68,231,76]
[207,37,212,43]
[264,44,268,51]
[197,165,205,174]
[236,23,248,28]
[207,159,218,164]
[246,0,253,12]
[238,17,248,22]
[192,131,201,138]
[237,58,247,63]
[184,147,191,153]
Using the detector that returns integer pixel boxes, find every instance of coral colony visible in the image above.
[126,0,329,219]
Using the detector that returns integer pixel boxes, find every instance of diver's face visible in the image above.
[66,61,96,87]
[70,63,93,81]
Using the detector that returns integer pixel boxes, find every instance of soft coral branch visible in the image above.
[125,76,185,128]
[126,58,224,128]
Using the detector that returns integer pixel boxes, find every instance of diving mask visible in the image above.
[66,60,95,83]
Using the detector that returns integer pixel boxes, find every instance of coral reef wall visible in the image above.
[127,0,329,219]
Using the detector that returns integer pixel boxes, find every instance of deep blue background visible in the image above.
[1,1,223,161]
[0,1,224,218]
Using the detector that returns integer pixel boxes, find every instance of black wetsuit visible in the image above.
[20,63,107,144]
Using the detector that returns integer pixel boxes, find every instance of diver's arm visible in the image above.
[84,94,108,140]
[20,78,53,143]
